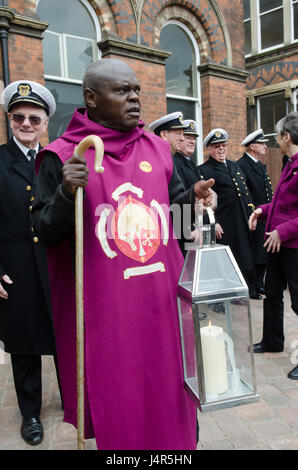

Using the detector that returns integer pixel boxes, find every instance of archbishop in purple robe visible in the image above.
[32,59,215,450]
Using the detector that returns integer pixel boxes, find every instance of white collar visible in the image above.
[246,152,258,164]
[13,136,39,159]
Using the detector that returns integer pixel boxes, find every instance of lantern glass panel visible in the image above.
[179,246,247,300]
[195,249,244,295]
[197,299,255,402]
[178,244,258,411]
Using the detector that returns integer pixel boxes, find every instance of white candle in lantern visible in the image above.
[200,322,228,395]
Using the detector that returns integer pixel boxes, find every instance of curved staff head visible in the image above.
[74,134,105,174]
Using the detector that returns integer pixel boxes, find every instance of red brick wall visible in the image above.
[104,54,167,127]
[201,74,247,159]
[219,0,246,69]
[247,54,298,90]
[0,0,248,151]
[0,0,47,144]
[9,0,37,16]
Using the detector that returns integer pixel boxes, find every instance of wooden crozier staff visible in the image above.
[74,135,104,450]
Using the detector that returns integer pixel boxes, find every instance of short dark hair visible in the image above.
[275,112,298,145]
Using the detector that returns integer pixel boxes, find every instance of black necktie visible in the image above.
[27,149,36,167]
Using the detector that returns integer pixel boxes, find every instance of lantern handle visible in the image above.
[204,206,215,225]
[205,206,216,246]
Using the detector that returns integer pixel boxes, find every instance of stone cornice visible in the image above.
[246,42,298,69]
[198,62,249,83]
[247,79,298,106]
[0,6,48,38]
[97,36,171,64]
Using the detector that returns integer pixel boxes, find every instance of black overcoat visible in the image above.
[173,151,204,189]
[197,156,254,272]
[0,139,56,354]
[237,152,273,265]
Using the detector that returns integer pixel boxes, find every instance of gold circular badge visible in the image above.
[139,161,152,173]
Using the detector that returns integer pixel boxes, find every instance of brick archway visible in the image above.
[152,6,212,64]
[141,0,229,65]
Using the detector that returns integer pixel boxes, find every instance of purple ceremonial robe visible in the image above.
[38,109,197,450]
[258,153,298,248]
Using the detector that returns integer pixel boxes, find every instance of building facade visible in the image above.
[0,0,297,183]
[245,0,298,184]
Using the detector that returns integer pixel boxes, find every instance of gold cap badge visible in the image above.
[17,84,31,97]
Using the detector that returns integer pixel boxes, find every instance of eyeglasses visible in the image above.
[11,113,44,126]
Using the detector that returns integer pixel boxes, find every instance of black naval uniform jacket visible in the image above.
[0,139,56,355]
[173,151,204,190]
[197,156,254,273]
[237,152,273,265]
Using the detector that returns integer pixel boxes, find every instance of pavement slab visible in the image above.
[0,289,297,451]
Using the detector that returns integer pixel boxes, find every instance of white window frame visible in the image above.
[39,0,101,86]
[255,91,292,141]
[161,20,203,164]
[244,0,298,56]
[257,1,284,53]
[292,0,298,42]
[63,33,96,81]
[243,1,251,55]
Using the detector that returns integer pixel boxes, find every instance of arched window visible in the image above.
[159,21,202,163]
[37,0,101,140]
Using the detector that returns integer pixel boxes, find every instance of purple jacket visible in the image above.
[258,152,298,249]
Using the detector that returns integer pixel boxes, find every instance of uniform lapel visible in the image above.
[9,139,35,184]
[208,156,229,173]
[244,152,264,177]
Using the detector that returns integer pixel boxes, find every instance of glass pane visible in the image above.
[45,80,84,141]
[160,24,196,97]
[244,20,251,55]
[177,297,197,380]
[167,98,195,121]
[37,0,95,38]
[259,0,282,13]
[294,4,298,40]
[66,36,94,80]
[197,298,255,403]
[194,248,244,296]
[43,32,61,76]
[243,0,250,19]
[259,93,288,147]
[261,10,283,49]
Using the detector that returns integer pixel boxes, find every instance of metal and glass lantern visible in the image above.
[177,208,259,412]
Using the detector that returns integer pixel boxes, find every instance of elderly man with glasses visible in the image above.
[0,81,59,445]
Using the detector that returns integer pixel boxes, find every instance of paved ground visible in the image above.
[0,289,297,451]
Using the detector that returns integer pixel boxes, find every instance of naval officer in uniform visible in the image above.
[238,129,273,297]
[0,80,58,445]
[173,120,204,190]
[198,129,257,298]
[148,111,187,155]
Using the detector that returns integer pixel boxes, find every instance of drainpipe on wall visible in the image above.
[0,0,11,139]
